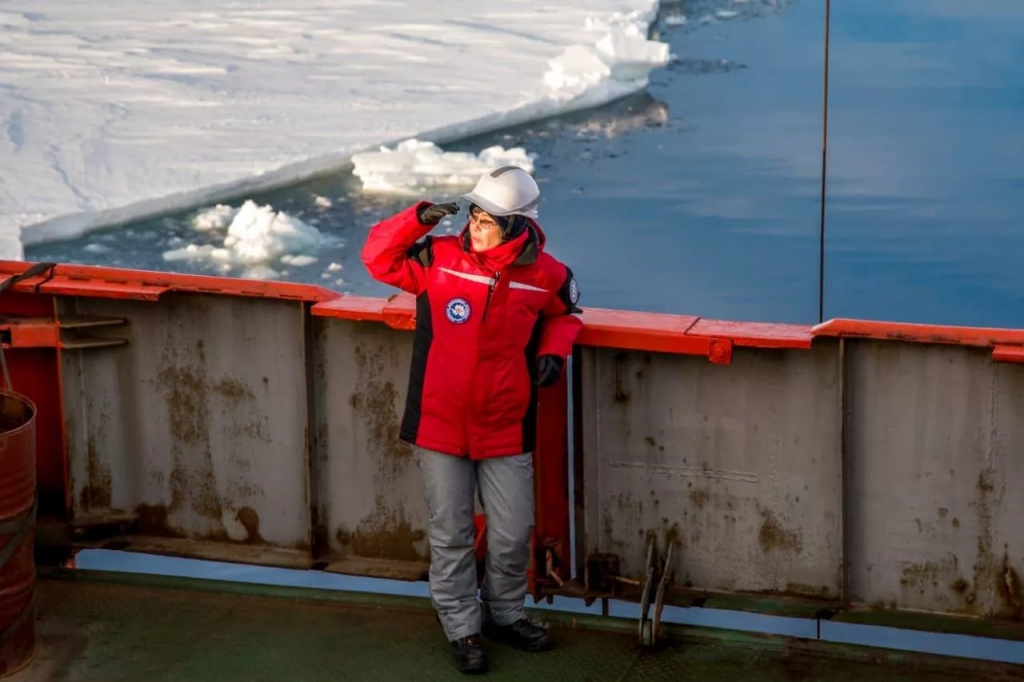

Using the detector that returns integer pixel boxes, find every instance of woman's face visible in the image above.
[469,207,504,252]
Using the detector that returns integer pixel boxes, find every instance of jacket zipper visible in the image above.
[472,269,502,454]
[482,270,500,321]
[464,233,534,455]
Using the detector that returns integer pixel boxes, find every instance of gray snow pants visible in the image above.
[416,447,535,641]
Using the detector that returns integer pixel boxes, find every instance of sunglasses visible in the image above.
[469,206,502,231]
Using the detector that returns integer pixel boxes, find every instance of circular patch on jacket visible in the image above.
[568,278,580,305]
[445,298,471,324]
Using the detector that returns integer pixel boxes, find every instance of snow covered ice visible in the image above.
[1,1,669,270]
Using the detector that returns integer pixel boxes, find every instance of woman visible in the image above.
[361,166,582,674]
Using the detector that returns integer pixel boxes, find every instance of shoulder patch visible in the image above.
[556,267,582,313]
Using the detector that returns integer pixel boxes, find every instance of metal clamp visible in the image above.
[638,536,675,648]
[544,546,564,587]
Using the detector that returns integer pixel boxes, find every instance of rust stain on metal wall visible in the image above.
[169,451,223,521]
[970,468,1017,618]
[224,479,265,500]
[235,506,265,544]
[689,487,709,510]
[350,345,413,462]
[133,503,184,538]
[133,502,272,547]
[888,469,1023,619]
[68,409,115,512]
[996,552,1022,619]
[348,380,410,462]
[156,360,224,532]
[312,522,329,557]
[216,378,272,443]
[960,467,1024,619]
[154,344,274,533]
[900,557,958,596]
[973,469,994,603]
[782,582,833,599]
[613,352,630,402]
[159,364,208,446]
[212,378,254,403]
[339,341,426,563]
[228,419,271,443]
[758,508,803,554]
[663,522,682,551]
[81,435,112,510]
[613,493,639,514]
[342,510,427,562]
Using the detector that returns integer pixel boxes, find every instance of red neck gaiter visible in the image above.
[465,230,529,273]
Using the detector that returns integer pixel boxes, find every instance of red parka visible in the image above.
[361,202,583,459]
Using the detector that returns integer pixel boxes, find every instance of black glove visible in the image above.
[417,202,459,225]
[535,354,564,387]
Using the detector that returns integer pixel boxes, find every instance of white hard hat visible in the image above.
[461,166,540,220]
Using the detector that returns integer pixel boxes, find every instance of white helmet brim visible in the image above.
[461,191,539,220]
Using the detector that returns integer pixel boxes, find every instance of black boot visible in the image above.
[483,618,551,651]
[451,634,488,674]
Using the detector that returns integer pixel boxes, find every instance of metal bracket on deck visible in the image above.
[638,536,675,649]
[543,543,564,588]
[578,552,620,615]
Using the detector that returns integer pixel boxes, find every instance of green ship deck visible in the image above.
[11,570,1021,681]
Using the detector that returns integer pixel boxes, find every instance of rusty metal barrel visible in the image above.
[0,390,36,677]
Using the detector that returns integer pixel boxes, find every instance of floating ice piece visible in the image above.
[218,201,322,264]
[163,243,217,262]
[162,200,323,277]
[352,139,534,194]
[193,204,237,231]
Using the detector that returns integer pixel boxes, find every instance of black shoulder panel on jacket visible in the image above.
[406,236,434,267]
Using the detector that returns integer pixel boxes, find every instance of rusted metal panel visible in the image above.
[844,340,1024,620]
[311,317,430,579]
[579,343,843,599]
[0,390,37,677]
[58,293,312,566]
